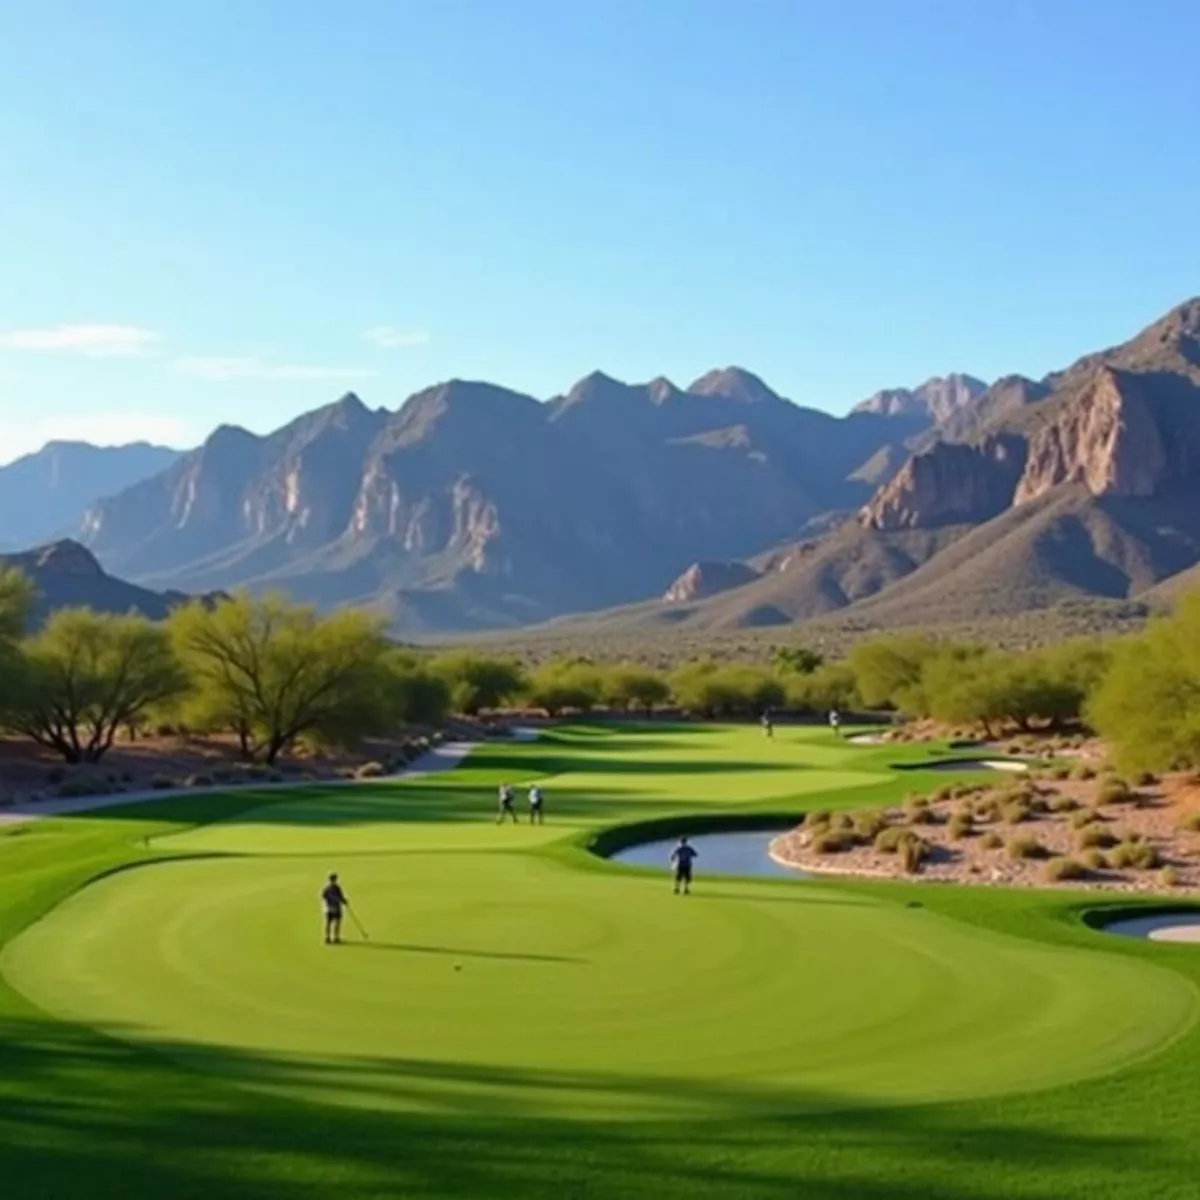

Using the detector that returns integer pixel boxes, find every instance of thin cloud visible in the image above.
[175,356,378,382]
[0,323,161,357]
[364,325,431,350]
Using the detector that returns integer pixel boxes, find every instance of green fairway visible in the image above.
[4,723,1200,1198]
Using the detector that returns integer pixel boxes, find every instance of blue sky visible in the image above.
[1,0,1198,462]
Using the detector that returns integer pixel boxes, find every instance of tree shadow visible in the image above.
[0,1013,1191,1200]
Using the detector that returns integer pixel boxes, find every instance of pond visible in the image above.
[1100,912,1200,943]
[608,827,809,880]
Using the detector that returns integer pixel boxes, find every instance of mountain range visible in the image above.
[0,441,180,551]
[4,297,1199,636]
[72,367,969,630]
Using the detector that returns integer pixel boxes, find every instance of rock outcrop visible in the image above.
[859,435,1028,531]
[663,560,760,603]
[1014,369,1168,503]
[852,373,988,425]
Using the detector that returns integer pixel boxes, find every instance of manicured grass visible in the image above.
[2,723,1200,1198]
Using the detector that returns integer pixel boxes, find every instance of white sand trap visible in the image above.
[900,759,1030,774]
[1104,913,1200,943]
[847,733,887,745]
[0,726,540,829]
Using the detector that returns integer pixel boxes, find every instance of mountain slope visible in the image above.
[566,297,1200,633]
[78,370,948,631]
[0,441,181,550]
[0,540,222,623]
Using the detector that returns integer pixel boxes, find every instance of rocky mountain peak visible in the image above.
[853,373,988,425]
[25,539,107,577]
[686,367,781,405]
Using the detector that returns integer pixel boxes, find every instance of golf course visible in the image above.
[4,722,1200,1199]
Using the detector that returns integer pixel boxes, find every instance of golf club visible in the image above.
[345,904,370,941]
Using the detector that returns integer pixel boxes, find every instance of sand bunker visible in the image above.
[847,733,888,745]
[896,759,1030,774]
[1103,913,1200,942]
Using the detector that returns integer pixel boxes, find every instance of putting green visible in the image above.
[3,725,1193,1122]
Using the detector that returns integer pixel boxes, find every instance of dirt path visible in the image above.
[0,729,539,828]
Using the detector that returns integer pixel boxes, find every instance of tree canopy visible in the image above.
[170,593,396,763]
[1087,596,1200,773]
[429,651,526,716]
[2,609,186,763]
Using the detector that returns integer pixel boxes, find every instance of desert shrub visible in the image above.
[830,812,855,831]
[1082,849,1108,870]
[812,830,857,854]
[1043,856,1087,882]
[1159,865,1183,888]
[899,833,928,873]
[1098,779,1134,806]
[947,813,974,840]
[184,773,214,788]
[974,797,1000,823]
[904,799,937,825]
[804,810,832,830]
[1048,764,1072,781]
[1006,835,1045,861]
[1135,771,1159,787]
[1001,800,1032,824]
[57,780,98,799]
[1177,813,1200,833]
[1109,840,1161,871]
[1077,824,1118,850]
[1072,763,1097,781]
[852,809,888,839]
[874,826,908,854]
[979,831,1004,850]
[1070,807,1100,830]
[355,761,387,779]
[1048,794,1079,813]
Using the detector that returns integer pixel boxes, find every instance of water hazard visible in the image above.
[608,827,808,880]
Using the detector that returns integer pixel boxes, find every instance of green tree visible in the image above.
[849,635,940,712]
[602,664,671,714]
[1087,596,1200,773]
[386,650,452,726]
[524,658,604,717]
[668,661,781,716]
[785,663,859,713]
[772,646,824,675]
[723,665,786,712]
[171,593,395,763]
[429,651,526,716]
[0,568,33,712]
[3,609,186,763]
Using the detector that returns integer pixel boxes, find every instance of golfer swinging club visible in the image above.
[322,872,349,945]
[670,836,698,895]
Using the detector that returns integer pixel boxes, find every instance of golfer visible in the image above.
[829,708,842,738]
[761,710,774,739]
[528,783,545,825]
[497,782,518,824]
[322,872,348,945]
[670,836,698,895]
